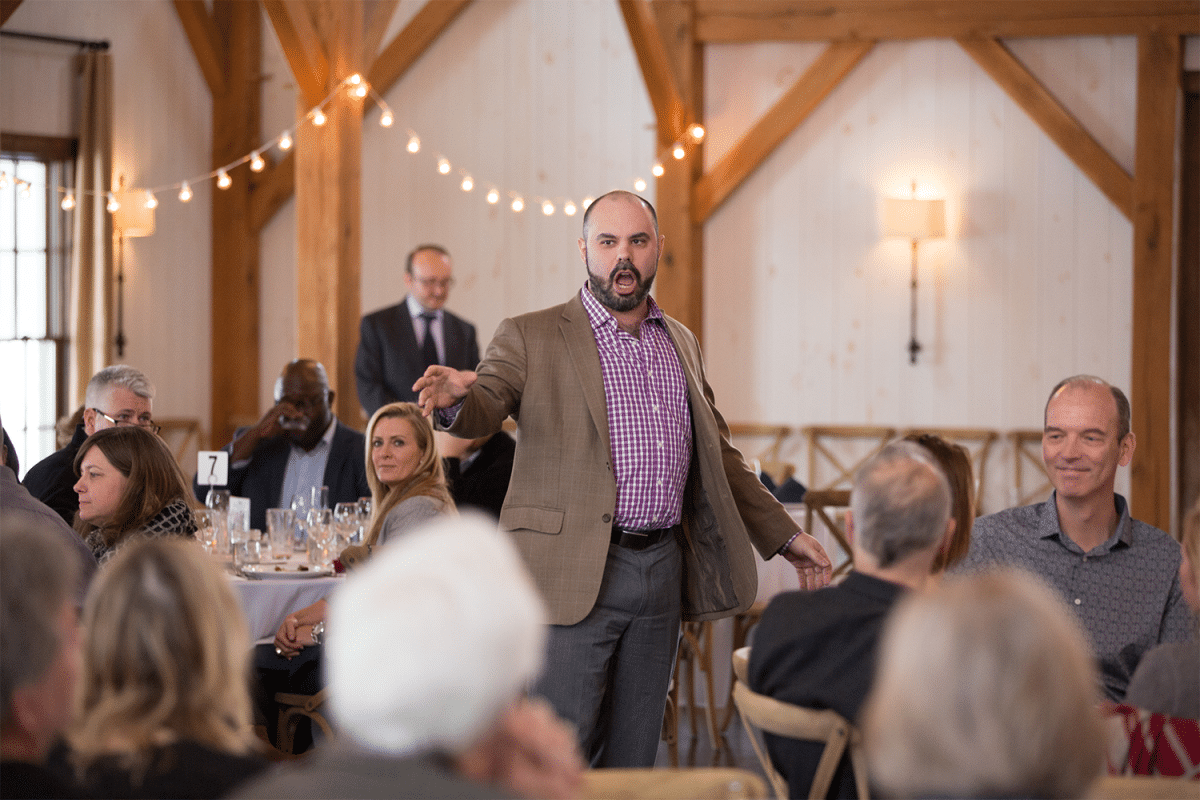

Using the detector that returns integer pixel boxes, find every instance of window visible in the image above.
[0,134,75,475]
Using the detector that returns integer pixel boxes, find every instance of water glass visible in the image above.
[310,485,329,510]
[266,508,296,559]
[233,534,261,570]
[227,509,248,548]
[307,519,334,569]
[194,509,221,554]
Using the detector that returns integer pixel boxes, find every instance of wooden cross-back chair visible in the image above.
[157,417,202,475]
[898,427,999,515]
[802,489,854,578]
[731,648,870,800]
[1009,430,1052,507]
[728,423,796,486]
[802,426,896,492]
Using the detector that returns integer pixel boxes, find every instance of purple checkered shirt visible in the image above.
[580,285,692,530]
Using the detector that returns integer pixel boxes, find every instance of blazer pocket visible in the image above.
[500,505,564,535]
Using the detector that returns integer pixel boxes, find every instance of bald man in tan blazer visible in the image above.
[417,191,829,768]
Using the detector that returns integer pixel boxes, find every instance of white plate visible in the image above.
[240,563,333,580]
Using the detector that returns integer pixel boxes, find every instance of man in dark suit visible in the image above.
[355,245,480,415]
[194,359,369,532]
[438,430,516,520]
[748,441,954,799]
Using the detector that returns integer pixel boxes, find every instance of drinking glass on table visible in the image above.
[205,488,230,512]
[266,508,296,559]
[333,502,360,552]
[310,485,329,510]
[290,493,311,552]
[306,508,334,569]
[194,509,221,555]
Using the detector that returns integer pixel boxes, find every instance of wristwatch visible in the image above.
[310,620,325,645]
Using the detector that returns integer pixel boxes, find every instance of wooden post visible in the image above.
[1130,33,1180,529]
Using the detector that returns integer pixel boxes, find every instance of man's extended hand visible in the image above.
[413,366,477,417]
[781,532,832,591]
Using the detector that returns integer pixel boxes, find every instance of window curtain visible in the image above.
[68,50,113,405]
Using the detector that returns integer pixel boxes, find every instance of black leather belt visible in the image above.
[610,524,678,551]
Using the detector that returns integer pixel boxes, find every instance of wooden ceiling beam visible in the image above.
[1,0,24,27]
[958,36,1133,220]
[173,0,226,96]
[694,1,1200,42]
[262,0,328,108]
[248,151,295,234]
[362,0,400,65]
[368,0,473,97]
[692,39,873,223]
[620,0,688,147]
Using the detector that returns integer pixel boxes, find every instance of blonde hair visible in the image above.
[862,569,1104,799]
[363,402,454,547]
[1182,496,1200,608]
[69,538,255,778]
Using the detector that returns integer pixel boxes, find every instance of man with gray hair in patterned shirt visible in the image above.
[959,375,1193,701]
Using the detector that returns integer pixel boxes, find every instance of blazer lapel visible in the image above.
[559,295,611,455]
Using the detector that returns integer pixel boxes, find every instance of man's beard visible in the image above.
[586,257,655,313]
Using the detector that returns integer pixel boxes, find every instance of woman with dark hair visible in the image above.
[72,426,197,562]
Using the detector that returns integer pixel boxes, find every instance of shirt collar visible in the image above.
[406,295,440,320]
[1038,491,1134,552]
[579,283,665,335]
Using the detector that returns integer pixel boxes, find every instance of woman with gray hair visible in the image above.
[861,569,1105,799]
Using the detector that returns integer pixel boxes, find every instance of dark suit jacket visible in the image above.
[748,571,905,799]
[355,299,480,414]
[445,293,799,626]
[21,423,88,525]
[192,420,370,532]
[445,431,516,519]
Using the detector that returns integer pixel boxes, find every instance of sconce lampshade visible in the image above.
[113,191,156,237]
[883,197,945,240]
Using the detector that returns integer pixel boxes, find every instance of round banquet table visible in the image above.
[228,565,342,641]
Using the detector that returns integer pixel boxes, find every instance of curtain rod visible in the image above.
[0,30,109,51]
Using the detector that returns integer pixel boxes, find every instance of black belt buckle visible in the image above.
[611,524,674,551]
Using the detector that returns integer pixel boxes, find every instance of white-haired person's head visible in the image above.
[326,514,547,756]
[862,568,1105,799]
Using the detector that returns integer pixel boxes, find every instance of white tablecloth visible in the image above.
[229,570,342,641]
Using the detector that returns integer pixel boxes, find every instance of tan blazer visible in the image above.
[447,294,800,625]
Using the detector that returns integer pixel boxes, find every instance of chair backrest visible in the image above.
[802,489,853,578]
[731,648,870,800]
[583,767,769,799]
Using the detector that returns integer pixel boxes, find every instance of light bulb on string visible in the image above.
[0,172,9,190]
[179,182,193,203]
[279,133,293,151]
[542,200,554,216]
[511,196,524,212]
[582,196,594,210]
[353,84,367,98]
[312,109,327,127]
[689,124,705,141]
[407,135,421,153]
[634,178,647,192]
[217,169,232,189]
[379,110,394,128]
[437,158,451,175]
[61,192,76,211]
[250,152,265,172]
[348,73,362,85]
[564,201,577,216]
[106,192,120,213]
[17,182,31,199]
[652,162,664,177]
[486,188,500,204]
[461,175,474,192]
[672,144,686,160]
[144,191,158,209]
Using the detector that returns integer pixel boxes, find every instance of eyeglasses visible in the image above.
[412,276,455,290]
[91,408,161,436]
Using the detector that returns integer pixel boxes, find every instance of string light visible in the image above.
[178,181,192,203]
[216,169,231,189]
[379,110,394,128]
[689,124,705,141]
[437,158,451,175]
[652,163,664,177]
[18,182,31,199]
[144,191,158,209]
[279,133,293,150]
[564,200,577,216]
[633,178,646,192]
[0,172,8,190]
[461,175,474,192]
[542,200,554,216]
[250,152,265,172]
[672,144,686,160]
[312,109,327,127]
[60,192,75,210]
[348,73,362,85]
[407,135,421,153]
[486,188,500,204]
[106,192,120,212]
[511,196,524,212]
[582,196,595,210]
[353,84,367,98]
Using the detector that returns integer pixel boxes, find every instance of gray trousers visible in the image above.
[533,535,683,768]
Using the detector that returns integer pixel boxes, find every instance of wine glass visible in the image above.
[306,508,334,569]
[205,488,230,512]
[290,493,312,553]
[334,502,360,550]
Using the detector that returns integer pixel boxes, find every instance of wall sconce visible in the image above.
[112,189,156,357]
[883,181,945,364]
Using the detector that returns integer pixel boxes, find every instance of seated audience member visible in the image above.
[903,432,976,572]
[256,402,455,751]
[51,537,267,798]
[0,518,84,800]
[862,569,1105,799]
[438,429,516,519]
[1125,496,1200,719]
[748,441,954,799]
[23,364,157,525]
[0,415,97,605]
[73,426,197,562]
[193,359,370,532]
[958,375,1193,700]
[234,515,583,799]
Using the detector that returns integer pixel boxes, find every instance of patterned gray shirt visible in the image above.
[958,493,1194,701]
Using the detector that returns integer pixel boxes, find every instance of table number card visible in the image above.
[197,450,229,486]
